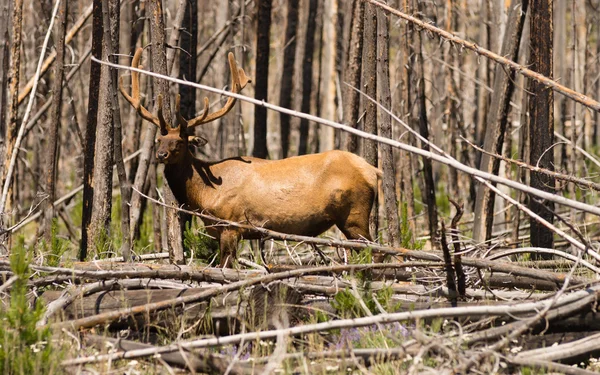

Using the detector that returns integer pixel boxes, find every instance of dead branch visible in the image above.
[364,0,600,113]
[92,56,600,218]
[61,283,600,366]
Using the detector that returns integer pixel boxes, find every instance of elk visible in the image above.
[120,48,382,267]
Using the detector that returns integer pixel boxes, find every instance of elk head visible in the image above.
[119,48,251,164]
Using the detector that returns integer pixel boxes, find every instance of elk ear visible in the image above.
[188,136,208,148]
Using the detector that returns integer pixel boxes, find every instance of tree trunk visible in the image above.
[528,0,555,258]
[178,0,197,255]
[149,0,185,264]
[342,0,364,154]
[298,0,318,156]
[101,0,131,261]
[80,0,103,260]
[376,7,399,248]
[0,0,23,237]
[363,2,378,239]
[279,0,298,159]
[253,0,271,159]
[472,0,528,245]
[318,0,337,153]
[89,0,118,257]
[411,2,437,244]
[42,0,67,242]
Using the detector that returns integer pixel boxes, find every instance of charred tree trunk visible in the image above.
[528,0,555,258]
[80,0,103,260]
[342,0,364,154]
[89,0,119,257]
[178,0,197,253]
[376,8,399,248]
[298,0,318,156]
[472,0,528,245]
[363,2,378,238]
[102,0,131,261]
[149,0,185,264]
[411,2,437,243]
[42,0,68,242]
[0,0,23,235]
[253,0,271,159]
[279,0,298,159]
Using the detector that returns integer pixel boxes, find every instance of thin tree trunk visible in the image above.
[253,0,271,159]
[149,0,185,264]
[279,0,298,159]
[318,0,337,153]
[472,0,528,245]
[89,0,117,257]
[528,0,555,258]
[102,0,131,261]
[412,2,437,244]
[0,4,9,180]
[0,0,23,234]
[298,0,318,156]
[377,7,399,248]
[80,0,103,260]
[42,0,68,241]
[363,2,378,239]
[179,0,197,254]
[397,0,415,235]
[342,0,364,154]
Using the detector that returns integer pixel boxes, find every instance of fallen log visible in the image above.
[83,334,258,374]
[41,282,305,334]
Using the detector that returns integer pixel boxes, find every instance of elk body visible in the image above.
[121,48,381,267]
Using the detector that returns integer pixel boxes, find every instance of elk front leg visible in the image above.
[219,230,239,268]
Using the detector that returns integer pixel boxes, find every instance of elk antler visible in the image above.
[185,52,251,128]
[119,48,163,131]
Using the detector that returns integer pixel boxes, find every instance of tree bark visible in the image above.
[342,0,364,154]
[376,7,399,248]
[298,0,318,156]
[411,1,437,243]
[42,0,68,242]
[149,0,185,264]
[472,0,529,245]
[279,0,298,159]
[528,0,555,258]
[0,0,23,233]
[178,0,197,255]
[253,0,271,159]
[363,2,378,238]
[89,0,119,257]
[101,0,131,261]
[80,0,103,260]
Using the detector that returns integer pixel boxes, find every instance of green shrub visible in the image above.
[0,238,62,374]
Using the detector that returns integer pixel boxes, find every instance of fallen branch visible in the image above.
[364,0,600,112]
[61,283,600,366]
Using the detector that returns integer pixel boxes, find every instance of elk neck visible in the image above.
[162,150,215,212]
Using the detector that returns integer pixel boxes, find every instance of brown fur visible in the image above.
[157,127,381,267]
[120,48,380,267]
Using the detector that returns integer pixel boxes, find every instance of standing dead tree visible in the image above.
[253,0,271,159]
[42,0,68,241]
[279,0,298,159]
[528,0,555,258]
[80,0,104,261]
[472,0,529,245]
[376,6,399,248]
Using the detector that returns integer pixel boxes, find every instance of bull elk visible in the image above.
[120,48,382,267]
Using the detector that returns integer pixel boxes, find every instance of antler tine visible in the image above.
[156,95,170,135]
[187,52,250,128]
[186,97,210,128]
[119,48,161,128]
